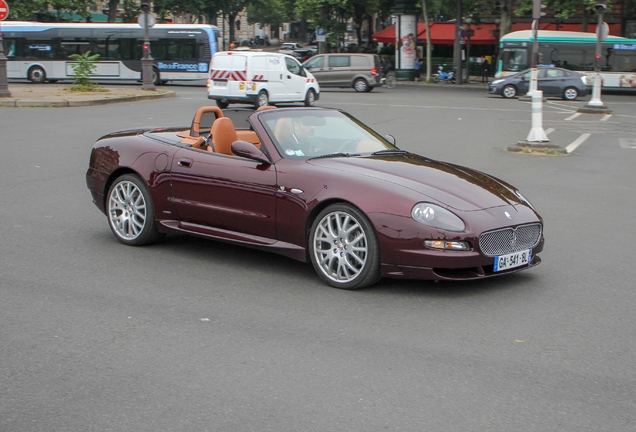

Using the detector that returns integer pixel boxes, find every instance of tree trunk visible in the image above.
[108,0,118,23]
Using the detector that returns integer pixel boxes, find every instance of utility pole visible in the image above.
[0,0,12,97]
[582,1,612,113]
[454,0,463,85]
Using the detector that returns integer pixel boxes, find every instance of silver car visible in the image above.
[489,67,588,100]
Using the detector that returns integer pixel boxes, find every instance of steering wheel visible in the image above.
[336,139,359,153]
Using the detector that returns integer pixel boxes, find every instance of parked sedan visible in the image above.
[86,106,544,290]
[489,67,588,100]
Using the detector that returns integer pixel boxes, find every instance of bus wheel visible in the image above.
[152,68,161,86]
[216,99,229,109]
[28,66,47,84]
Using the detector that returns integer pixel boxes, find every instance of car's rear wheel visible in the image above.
[216,99,229,109]
[304,89,316,106]
[107,174,161,246]
[255,90,269,108]
[28,66,46,84]
[502,84,518,98]
[563,87,579,101]
[309,204,381,289]
[353,78,369,92]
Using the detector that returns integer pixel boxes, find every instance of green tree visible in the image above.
[68,50,101,90]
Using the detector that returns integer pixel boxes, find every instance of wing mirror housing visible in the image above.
[384,134,396,146]
[231,140,271,165]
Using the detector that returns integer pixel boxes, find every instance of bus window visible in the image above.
[502,48,528,72]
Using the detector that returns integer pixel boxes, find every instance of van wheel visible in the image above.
[28,66,47,84]
[353,78,369,92]
[255,91,269,108]
[304,89,316,106]
[216,99,230,109]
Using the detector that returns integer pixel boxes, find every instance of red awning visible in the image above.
[372,22,622,45]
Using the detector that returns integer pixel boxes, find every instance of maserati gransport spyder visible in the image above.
[86,106,544,289]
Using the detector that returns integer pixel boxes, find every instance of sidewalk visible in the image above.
[0,83,176,107]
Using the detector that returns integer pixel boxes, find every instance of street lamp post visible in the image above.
[465,18,473,82]
[585,1,610,111]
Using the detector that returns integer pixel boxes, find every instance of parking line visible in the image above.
[545,128,555,135]
[600,114,612,122]
[565,133,591,153]
[565,112,581,121]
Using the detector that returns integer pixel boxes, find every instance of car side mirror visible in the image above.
[384,134,396,145]
[231,140,271,165]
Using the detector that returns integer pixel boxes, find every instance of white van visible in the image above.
[207,51,320,109]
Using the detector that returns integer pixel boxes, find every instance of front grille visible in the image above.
[479,223,542,256]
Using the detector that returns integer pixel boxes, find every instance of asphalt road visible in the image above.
[2,85,636,432]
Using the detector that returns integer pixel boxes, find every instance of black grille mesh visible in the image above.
[479,223,542,256]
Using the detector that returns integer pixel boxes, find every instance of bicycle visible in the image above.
[381,73,396,89]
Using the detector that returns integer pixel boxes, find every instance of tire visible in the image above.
[432,75,440,83]
[309,204,381,289]
[502,84,517,99]
[106,174,161,246]
[255,90,269,108]
[563,87,579,101]
[384,76,396,89]
[216,99,230,109]
[304,89,316,106]
[353,78,369,92]
[28,66,46,84]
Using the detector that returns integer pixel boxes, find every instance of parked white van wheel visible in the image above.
[216,99,229,109]
[255,91,269,108]
[304,89,316,106]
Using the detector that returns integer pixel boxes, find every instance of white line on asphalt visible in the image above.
[545,128,555,135]
[565,112,581,121]
[565,133,591,153]
[600,114,612,122]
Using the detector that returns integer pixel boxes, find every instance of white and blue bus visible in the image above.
[496,30,636,89]
[1,21,220,85]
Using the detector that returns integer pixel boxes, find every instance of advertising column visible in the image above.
[391,0,419,81]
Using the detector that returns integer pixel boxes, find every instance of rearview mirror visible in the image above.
[384,134,396,145]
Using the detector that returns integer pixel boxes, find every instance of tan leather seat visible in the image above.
[210,117,238,156]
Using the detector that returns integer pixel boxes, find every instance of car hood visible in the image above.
[307,153,526,211]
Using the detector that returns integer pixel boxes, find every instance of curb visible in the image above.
[0,90,176,108]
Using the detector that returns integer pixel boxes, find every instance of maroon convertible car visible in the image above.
[86,106,544,289]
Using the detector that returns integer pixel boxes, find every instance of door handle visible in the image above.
[178,158,192,168]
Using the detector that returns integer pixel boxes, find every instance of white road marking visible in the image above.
[600,114,612,122]
[565,133,591,153]
[545,128,555,135]
[565,112,581,121]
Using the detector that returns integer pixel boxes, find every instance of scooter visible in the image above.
[432,66,456,83]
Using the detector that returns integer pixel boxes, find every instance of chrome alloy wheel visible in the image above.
[313,210,369,283]
[108,180,148,241]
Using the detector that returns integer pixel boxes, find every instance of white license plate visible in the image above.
[493,249,532,272]
[214,81,227,87]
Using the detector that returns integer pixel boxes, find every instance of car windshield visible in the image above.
[257,109,398,160]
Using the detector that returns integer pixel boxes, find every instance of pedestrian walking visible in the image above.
[481,59,490,83]
[414,58,422,82]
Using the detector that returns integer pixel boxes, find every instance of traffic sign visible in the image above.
[138,12,156,28]
[0,0,10,21]
[596,22,609,42]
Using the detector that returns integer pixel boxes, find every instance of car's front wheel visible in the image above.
[563,87,579,101]
[106,174,161,246]
[309,204,381,289]
[353,78,369,92]
[502,84,518,98]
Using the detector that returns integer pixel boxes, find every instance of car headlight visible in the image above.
[491,79,504,85]
[411,203,465,232]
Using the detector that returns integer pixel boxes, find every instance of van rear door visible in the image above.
[209,53,247,98]
[265,55,286,100]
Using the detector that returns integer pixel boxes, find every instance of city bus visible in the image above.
[495,30,636,89]
[1,21,220,85]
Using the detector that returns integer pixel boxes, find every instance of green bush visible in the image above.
[68,51,101,90]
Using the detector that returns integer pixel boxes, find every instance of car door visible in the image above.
[539,68,566,96]
[283,56,307,101]
[304,55,328,85]
[169,147,278,240]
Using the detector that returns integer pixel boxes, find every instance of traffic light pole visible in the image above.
[587,9,606,108]
[141,2,155,91]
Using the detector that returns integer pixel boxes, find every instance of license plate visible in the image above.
[493,249,532,272]
[214,81,227,87]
